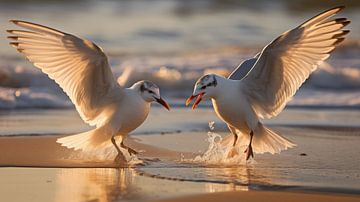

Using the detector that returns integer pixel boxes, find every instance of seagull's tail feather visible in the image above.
[252,123,296,154]
[56,126,111,152]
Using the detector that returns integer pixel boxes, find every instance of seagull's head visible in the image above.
[186,74,218,110]
[139,81,170,110]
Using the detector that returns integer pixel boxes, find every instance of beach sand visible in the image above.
[0,108,359,201]
[0,135,185,168]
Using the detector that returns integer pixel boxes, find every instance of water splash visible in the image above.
[66,138,144,166]
[187,122,254,165]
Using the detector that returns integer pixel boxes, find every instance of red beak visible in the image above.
[185,95,196,106]
[185,92,205,110]
[156,97,170,111]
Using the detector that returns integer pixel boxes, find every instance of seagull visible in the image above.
[186,7,350,160]
[7,20,170,161]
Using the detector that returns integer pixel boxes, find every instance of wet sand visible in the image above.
[2,167,359,202]
[0,108,359,201]
[155,191,360,202]
[0,135,188,167]
[1,134,360,202]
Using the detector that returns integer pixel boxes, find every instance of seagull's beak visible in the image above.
[185,95,196,106]
[186,92,205,110]
[156,97,171,111]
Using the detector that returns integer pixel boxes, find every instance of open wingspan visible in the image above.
[7,20,122,126]
[239,6,350,119]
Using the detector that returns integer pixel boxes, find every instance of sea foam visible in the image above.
[0,43,359,109]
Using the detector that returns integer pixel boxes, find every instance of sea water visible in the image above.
[0,0,360,109]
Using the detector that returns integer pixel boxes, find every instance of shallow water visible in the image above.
[0,167,244,202]
[0,108,359,200]
[136,128,360,194]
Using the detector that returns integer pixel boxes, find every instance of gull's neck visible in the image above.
[211,75,240,99]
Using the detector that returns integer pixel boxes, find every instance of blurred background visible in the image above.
[0,0,359,109]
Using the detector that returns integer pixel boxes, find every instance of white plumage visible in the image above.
[7,20,170,161]
[187,6,350,160]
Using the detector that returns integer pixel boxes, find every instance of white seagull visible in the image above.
[7,20,170,161]
[186,7,350,160]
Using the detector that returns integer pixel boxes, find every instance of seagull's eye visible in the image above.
[148,90,154,94]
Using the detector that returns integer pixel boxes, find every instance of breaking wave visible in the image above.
[0,42,359,109]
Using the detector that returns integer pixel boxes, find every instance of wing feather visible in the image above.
[7,20,122,126]
[228,57,259,80]
[239,7,350,118]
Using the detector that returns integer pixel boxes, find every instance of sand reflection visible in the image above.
[54,168,137,202]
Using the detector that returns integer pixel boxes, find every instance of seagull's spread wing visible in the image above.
[8,20,121,126]
[239,6,350,119]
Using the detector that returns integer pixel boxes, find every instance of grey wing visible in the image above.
[228,57,258,80]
